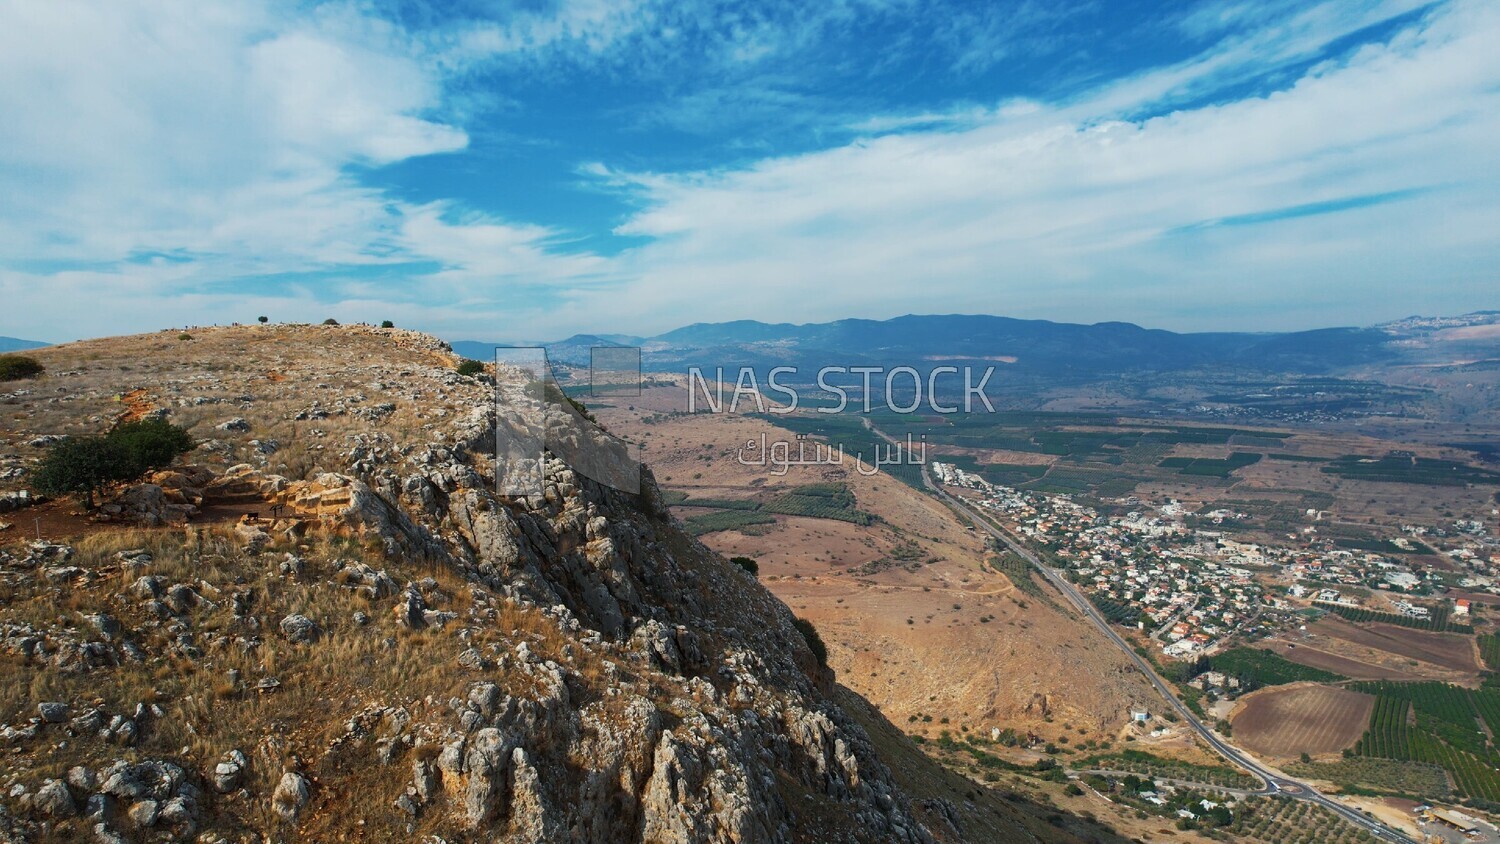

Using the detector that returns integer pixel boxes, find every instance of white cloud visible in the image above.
[1,0,1496,344]
[567,0,1500,334]
[0,1,467,264]
[0,0,609,341]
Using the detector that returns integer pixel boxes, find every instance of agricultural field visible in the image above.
[1230,685,1375,760]
[1263,642,1431,682]
[1221,796,1380,844]
[1320,453,1500,486]
[1348,682,1500,754]
[1310,616,1482,672]
[1285,757,1452,799]
[681,509,776,536]
[1348,681,1500,802]
[850,403,1500,528]
[748,412,926,488]
[1481,634,1500,672]
[1319,603,1474,635]
[855,410,1312,499]
[763,482,875,525]
[1088,593,1141,625]
[1158,450,1263,478]
[1265,453,1330,463]
[929,453,1052,486]
[680,496,761,510]
[984,549,1053,605]
[673,481,875,535]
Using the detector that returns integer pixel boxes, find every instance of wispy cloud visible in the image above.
[0,0,1495,343]
[0,0,607,339]
[586,0,1500,333]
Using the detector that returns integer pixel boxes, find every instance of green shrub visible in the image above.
[257,315,269,324]
[0,355,44,381]
[793,617,828,667]
[455,359,484,377]
[729,555,759,576]
[566,395,597,423]
[109,418,195,471]
[322,318,339,326]
[177,333,193,341]
[380,320,395,328]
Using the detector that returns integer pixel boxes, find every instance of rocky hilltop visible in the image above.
[0,325,1122,843]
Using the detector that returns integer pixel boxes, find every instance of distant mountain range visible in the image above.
[0,336,49,353]
[468,311,1491,371]
[640,315,1398,374]
[447,311,1500,380]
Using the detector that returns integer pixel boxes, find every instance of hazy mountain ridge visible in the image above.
[447,311,1499,377]
[633,314,1412,374]
[0,336,49,353]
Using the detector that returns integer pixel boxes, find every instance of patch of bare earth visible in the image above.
[1260,642,1429,682]
[1230,684,1375,761]
[598,386,1162,743]
[1313,616,1482,674]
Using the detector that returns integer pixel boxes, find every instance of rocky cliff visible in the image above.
[0,325,1120,843]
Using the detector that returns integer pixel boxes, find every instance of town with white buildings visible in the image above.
[931,461,1500,666]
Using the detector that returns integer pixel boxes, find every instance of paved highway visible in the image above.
[862,419,1418,843]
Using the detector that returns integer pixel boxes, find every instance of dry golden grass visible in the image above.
[595,392,1161,739]
[0,324,482,496]
[0,513,626,838]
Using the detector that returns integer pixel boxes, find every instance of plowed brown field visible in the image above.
[1231,684,1375,760]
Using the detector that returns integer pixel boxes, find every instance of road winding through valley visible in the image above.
[862,419,1418,843]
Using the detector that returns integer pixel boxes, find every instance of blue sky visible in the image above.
[1,0,1496,342]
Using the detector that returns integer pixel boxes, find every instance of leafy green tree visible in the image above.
[380,320,394,328]
[0,355,44,381]
[322,318,339,325]
[257,315,269,324]
[455,359,484,377]
[729,555,759,576]
[31,436,138,508]
[31,420,194,509]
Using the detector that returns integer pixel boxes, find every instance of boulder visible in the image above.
[279,614,319,644]
[210,750,246,793]
[34,779,75,818]
[272,772,309,821]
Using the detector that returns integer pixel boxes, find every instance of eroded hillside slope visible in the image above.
[0,326,1121,843]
